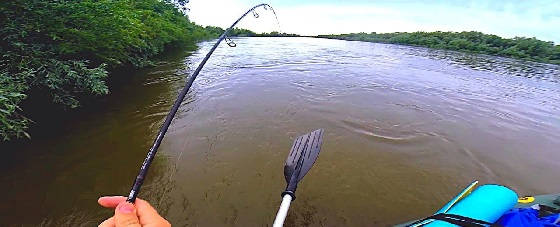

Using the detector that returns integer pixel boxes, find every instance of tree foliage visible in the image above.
[319,31,560,65]
[0,0,217,141]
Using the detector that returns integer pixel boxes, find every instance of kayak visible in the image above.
[397,181,560,226]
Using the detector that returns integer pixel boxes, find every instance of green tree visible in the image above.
[0,0,219,141]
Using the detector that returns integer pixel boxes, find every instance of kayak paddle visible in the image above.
[273,129,324,227]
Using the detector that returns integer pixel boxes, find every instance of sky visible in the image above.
[187,0,560,43]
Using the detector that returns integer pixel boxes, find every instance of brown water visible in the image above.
[1,37,559,226]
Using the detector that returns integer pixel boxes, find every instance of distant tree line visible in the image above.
[318,31,560,65]
[204,26,299,37]
[256,31,300,37]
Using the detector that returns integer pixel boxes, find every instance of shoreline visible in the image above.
[315,32,560,66]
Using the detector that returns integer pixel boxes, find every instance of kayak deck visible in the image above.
[396,193,560,226]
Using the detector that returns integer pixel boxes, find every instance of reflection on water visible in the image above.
[1,37,559,226]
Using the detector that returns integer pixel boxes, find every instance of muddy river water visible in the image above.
[1,37,559,226]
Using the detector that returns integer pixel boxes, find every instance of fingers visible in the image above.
[98,196,159,216]
[114,202,141,227]
[134,199,170,226]
[98,196,170,227]
[98,196,127,208]
[98,217,115,227]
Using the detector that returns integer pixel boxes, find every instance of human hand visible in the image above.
[98,196,171,227]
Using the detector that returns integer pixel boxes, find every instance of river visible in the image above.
[1,37,559,226]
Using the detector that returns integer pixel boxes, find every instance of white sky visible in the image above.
[187,0,560,43]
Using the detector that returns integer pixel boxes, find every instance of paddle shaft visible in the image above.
[273,136,303,226]
[126,3,275,203]
[273,194,293,227]
[273,153,299,227]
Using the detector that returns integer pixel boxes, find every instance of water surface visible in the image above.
[1,37,559,226]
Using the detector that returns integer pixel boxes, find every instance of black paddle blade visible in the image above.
[284,129,324,185]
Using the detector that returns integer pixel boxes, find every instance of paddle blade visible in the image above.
[284,129,324,184]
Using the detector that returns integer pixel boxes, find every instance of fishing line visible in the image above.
[126,3,280,203]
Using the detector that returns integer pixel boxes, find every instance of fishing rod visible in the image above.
[126,3,278,203]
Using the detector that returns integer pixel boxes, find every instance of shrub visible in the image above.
[0,0,217,141]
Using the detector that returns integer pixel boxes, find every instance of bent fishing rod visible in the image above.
[125,4,322,226]
[126,3,276,203]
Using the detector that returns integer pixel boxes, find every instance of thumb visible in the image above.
[114,202,141,227]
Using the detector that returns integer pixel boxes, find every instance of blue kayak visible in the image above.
[397,181,560,226]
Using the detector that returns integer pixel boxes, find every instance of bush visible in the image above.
[0,0,217,141]
[0,72,30,140]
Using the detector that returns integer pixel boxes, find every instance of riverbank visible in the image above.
[0,0,221,141]
[318,32,560,65]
